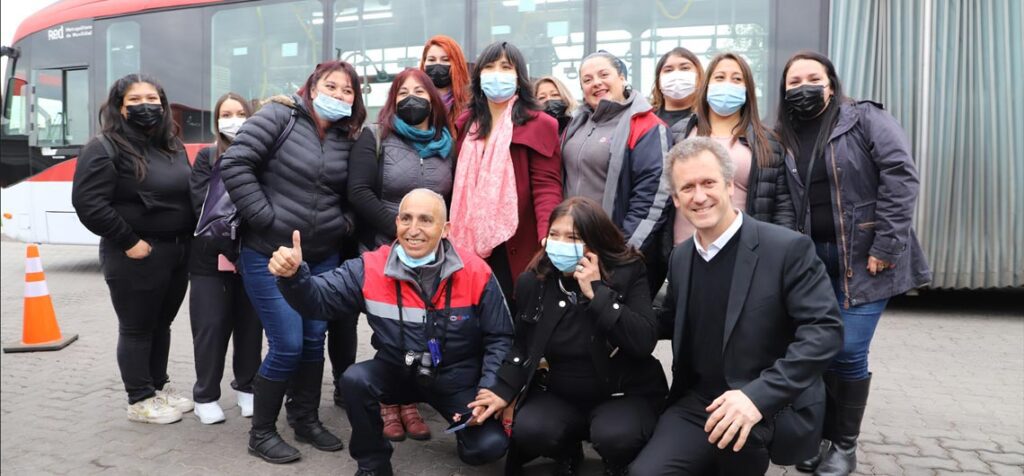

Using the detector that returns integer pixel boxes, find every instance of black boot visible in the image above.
[553,442,584,476]
[797,373,840,473]
[248,375,301,464]
[286,361,344,452]
[354,465,393,476]
[815,374,871,476]
[333,366,346,408]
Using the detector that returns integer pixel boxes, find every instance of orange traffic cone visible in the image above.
[3,244,78,353]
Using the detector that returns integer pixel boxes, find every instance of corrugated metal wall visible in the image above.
[830,0,1023,289]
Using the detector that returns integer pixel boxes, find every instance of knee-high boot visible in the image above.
[248,375,301,464]
[814,374,871,476]
[285,360,344,451]
[797,373,840,472]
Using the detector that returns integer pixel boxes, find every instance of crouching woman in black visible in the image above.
[490,196,668,475]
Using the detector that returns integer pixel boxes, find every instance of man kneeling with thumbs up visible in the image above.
[271,188,513,476]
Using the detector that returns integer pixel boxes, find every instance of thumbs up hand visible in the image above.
[269,230,303,278]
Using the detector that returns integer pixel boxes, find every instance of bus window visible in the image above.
[107,21,141,85]
[211,0,323,110]
[595,0,769,111]
[475,0,586,102]
[28,68,90,147]
[333,0,466,117]
[2,69,28,136]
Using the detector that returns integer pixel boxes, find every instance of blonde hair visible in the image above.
[532,76,578,114]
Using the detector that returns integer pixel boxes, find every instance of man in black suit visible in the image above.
[631,137,843,475]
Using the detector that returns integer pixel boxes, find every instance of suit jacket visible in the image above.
[660,216,843,465]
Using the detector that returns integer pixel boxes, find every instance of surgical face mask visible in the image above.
[425,64,452,89]
[396,96,432,125]
[218,117,246,140]
[313,92,352,122]
[396,244,437,268]
[125,103,163,129]
[480,72,518,103]
[659,70,697,100]
[543,100,568,119]
[545,239,584,273]
[706,83,747,116]
[784,84,827,121]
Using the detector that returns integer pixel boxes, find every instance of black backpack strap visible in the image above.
[97,134,118,161]
[268,108,298,158]
[362,124,385,196]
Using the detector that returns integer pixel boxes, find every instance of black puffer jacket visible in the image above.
[682,115,796,229]
[221,95,355,262]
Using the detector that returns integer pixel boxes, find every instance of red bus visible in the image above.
[1,0,825,244]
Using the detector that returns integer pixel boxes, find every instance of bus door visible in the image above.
[24,66,95,244]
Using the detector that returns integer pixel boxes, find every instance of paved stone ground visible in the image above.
[1,241,1022,475]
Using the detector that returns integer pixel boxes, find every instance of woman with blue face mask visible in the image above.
[676,52,796,247]
[489,196,667,475]
[220,61,366,464]
[450,41,563,304]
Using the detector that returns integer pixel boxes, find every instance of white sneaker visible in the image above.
[236,391,254,418]
[156,387,194,413]
[127,396,183,424]
[194,401,226,424]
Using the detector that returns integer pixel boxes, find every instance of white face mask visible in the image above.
[218,117,246,139]
[659,70,697,100]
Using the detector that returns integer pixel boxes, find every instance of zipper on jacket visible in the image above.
[829,143,852,309]
[311,141,325,235]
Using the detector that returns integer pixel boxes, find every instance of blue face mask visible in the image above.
[545,239,585,273]
[480,72,518,103]
[706,83,747,116]
[396,244,437,269]
[313,92,352,122]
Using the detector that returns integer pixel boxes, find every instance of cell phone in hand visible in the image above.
[445,411,474,433]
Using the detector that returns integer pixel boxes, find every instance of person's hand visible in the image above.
[269,230,303,278]
[466,388,508,425]
[704,390,763,452]
[573,251,600,299]
[867,255,895,275]
[125,239,152,259]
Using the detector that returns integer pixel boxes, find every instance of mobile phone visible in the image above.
[445,411,474,433]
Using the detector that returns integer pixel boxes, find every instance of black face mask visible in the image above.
[543,100,568,119]
[396,95,432,125]
[784,84,827,121]
[425,64,452,89]
[125,103,164,129]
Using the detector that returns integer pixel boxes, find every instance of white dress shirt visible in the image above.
[693,211,743,262]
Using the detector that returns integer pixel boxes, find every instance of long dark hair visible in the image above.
[774,51,846,158]
[213,92,253,160]
[98,74,180,180]
[296,61,366,139]
[376,68,451,142]
[527,197,644,280]
[650,47,704,111]
[694,52,774,168]
[464,41,541,139]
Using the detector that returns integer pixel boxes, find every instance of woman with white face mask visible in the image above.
[650,47,704,143]
[187,92,262,425]
[674,52,796,249]
[450,41,564,304]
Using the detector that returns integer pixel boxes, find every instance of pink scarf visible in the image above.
[449,96,519,259]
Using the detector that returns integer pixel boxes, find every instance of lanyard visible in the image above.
[394,277,453,363]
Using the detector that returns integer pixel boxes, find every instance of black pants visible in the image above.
[100,238,190,404]
[630,393,772,475]
[189,272,262,403]
[485,243,515,310]
[327,317,358,388]
[340,358,508,472]
[512,391,658,468]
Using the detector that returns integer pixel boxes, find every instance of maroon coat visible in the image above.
[455,109,563,286]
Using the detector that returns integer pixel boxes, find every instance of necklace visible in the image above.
[556,277,579,306]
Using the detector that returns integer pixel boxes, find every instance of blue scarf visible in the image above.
[391,117,453,159]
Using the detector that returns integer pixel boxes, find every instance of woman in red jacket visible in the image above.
[451,41,563,304]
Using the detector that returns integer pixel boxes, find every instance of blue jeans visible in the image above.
[814,242,888,381]
[239,247,338,382]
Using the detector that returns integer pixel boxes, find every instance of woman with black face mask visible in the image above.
[533,76,577,135]
[420,35,471,132]
[72,74,195,425]
[776,52,931,476]
[348,68,455,442]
